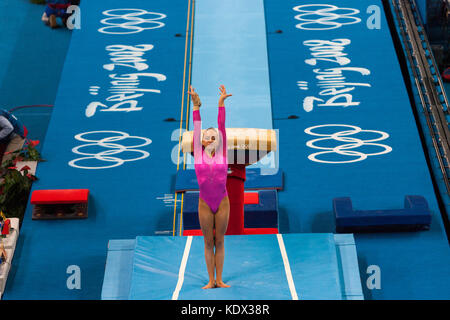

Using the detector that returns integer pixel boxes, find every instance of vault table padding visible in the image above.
[30,189,89,204]
[334,195,432,233]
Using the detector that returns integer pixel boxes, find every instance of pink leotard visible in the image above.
[193,106,228,213]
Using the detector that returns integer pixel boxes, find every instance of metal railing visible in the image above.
[392,0,450,196]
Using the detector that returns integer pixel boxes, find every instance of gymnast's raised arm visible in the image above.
[188,86,202,162]
[218,85,232,158]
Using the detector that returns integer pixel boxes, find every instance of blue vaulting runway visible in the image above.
[2,0,450,300]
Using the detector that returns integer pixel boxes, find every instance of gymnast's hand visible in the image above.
[218,85,232,107]
[188,86,201,108]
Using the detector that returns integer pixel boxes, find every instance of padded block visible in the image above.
[334,195,432,233]
[182,229,204,236]
[242,227,279,235]
[181,192,201,230]
[244,192,259,205]
[31,189,89,220]
[183,227,279,236]
[244,190,278,228]
[175,168,283,192]
[183,190,278,230]
[30,189,89,204]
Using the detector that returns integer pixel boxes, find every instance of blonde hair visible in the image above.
[202,128,220,151]
[203,127,218,139]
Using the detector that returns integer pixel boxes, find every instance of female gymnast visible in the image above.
[188,85,232,289]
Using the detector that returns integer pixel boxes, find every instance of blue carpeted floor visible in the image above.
[263,0,450,299]
[1,0,450,300]
[4,0,190,299]
[0,0,71,147]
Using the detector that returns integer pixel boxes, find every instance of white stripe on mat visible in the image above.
[172,236,193,300]
[277,234,299,300]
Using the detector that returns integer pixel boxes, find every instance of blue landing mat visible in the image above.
[102,234,364,300]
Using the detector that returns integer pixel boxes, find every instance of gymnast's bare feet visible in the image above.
[215,280,230,288]
[202,281,216,289]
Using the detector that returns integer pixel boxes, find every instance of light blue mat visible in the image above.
[101,240,136,301]
[101,233,364,300]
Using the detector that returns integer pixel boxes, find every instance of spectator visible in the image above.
[0,109,26,166]
[41,0,80,29]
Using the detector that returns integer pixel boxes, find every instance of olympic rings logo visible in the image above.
[304,124,392,164]
[293,4,361,30]
[98,9,166,35]
[69,131,152,169]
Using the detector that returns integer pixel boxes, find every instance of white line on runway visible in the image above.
[277,234,299,300]
[172,236,193,300]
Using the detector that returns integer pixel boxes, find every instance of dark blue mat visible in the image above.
[175,168,283,191]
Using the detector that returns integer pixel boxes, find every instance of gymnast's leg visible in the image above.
[198,198,216,289]
[214,196,230,288]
